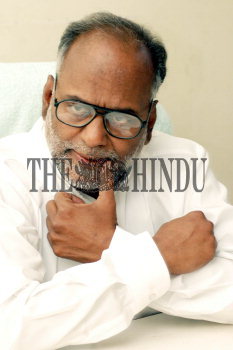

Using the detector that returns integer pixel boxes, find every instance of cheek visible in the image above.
[52,113,82,141]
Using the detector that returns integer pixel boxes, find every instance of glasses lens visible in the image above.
[105,112,142,138]
[57,101,95,126]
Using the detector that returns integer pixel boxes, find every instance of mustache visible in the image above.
[56,140,122,161]
[65,149,120,162]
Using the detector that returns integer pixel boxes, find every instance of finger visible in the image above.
[46,200,57,217]
[54,191,84,208]
[213,235,217,249]
[71,195,85,204]
[47,231,53,248]
[186,210,206,219]
[206,220,214,233]
[46,216,53,231]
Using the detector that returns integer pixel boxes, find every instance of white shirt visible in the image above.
[0,119,233,350]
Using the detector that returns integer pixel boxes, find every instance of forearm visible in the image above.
[149,190,233,324]
[1,227,170,350]
[149,256,233,324]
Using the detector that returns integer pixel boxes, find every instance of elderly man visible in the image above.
[0,12,233,350]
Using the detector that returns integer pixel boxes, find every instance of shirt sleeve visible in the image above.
[149,147,233,324]
[0,176,170,350]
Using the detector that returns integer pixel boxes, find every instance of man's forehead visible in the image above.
[59,29,153,79]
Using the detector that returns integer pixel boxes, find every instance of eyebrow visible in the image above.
[62,94,139,116]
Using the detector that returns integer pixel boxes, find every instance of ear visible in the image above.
[42,75,55,119]
[144,100,158,145]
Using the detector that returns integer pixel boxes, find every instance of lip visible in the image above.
[69,150,113,165]
[71,150,91,164]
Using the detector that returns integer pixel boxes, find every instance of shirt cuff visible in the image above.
[102,226,171,313]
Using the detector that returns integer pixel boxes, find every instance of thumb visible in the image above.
[96,189,116,224]
[54,191,73,203]
[97,189,116,209]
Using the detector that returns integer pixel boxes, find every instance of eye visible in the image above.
[67,102,94,120]
[107,112,141,129]
[57,101,96,125]
[105,112,142,138]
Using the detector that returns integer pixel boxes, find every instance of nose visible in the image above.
[79,115,108,148]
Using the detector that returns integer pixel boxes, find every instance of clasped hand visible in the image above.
[46,192,216,274]
[46,190,117,262]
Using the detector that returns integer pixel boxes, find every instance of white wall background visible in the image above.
[1,0,232,201]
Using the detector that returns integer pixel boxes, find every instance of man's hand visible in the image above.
[153,211,216,275]
[46,190,116,262]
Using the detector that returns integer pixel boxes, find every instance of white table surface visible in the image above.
[61,313,233,350]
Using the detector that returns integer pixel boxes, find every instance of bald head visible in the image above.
[57,12,167,96]
[58,30,154,106]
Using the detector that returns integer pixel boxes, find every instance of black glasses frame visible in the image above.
[54,98,153,140]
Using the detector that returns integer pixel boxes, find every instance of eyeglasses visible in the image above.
[54,98,153,140]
